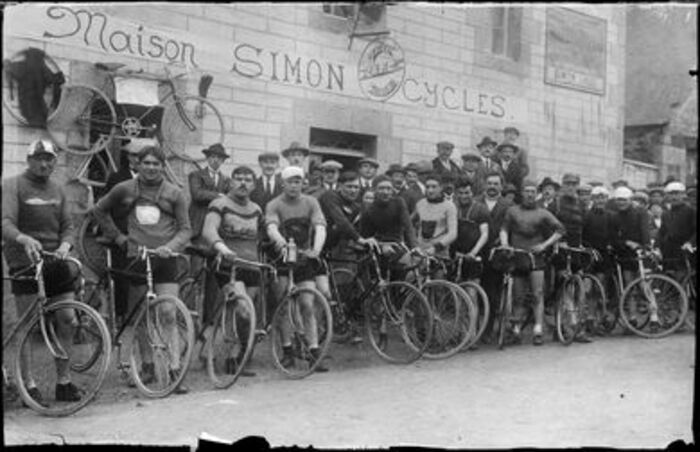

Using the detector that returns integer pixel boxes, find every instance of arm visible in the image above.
[93,184,128,245]
[534,210,565,252]
[499,208,513,247]
[399,198,417,249]
[319,192,360,241]
[308,196,327,256]
[1,177,22,243]
[201,204,223,248]
[163,190,192,252]
[56,186,75,255]
[189,171,223,205]
[432,202,458,250]
[265,201,286,250]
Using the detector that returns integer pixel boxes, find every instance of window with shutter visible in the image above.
[491,7,523,62]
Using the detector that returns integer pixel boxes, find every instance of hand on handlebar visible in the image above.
[301,248,321,260]
[358,237,380,252]
[54,242,71,260]
[17,234,43,263]
[681,242,696,253]
[153,246,174,259]
[530,243,548,254]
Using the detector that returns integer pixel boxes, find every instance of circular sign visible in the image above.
[358,37,406,102]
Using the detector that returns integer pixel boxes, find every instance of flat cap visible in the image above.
[576,183,593,193]
[258,151,280,162]
[611,179,629,188]
[665,182,686,193]
[437,141,455,150]
[461,150,482,161]
[385,163,406,175]
[561,173,581,184]
[123,137,158,154]
[591,186,610,197]
[496,143,518,153]
[357,157,380,168]
[503,126,520,136]
[320,160,343,171]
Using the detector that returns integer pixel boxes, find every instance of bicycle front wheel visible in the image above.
[365,281,433,364]
[682,272,696,332]
[207,295,256,389]
[555,276,585,345]
[270,287,333,379]
[128,295,195,397]
[159,95,225,162]
[330,268,364,343]
[581,273,611,335]
[14,300,111,417]
[46,84,117,155]
[497,278,512,350]
[459,281,490,348]
[619,274,688,338]
[422,280,476,360]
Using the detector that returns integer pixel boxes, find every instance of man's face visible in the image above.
[542,185,556,200]
[649,192,664,206]
[485,175,502,198]
[282,176,303,198]
[285,151,305,167]
[667,191,684,206]
[563,180,578,190]
[425,179,442,200]
[390,171,405,189]
[463,158,478,171]
[615,197,631,211]
[27,153,57,179]
[479,145,494,159]
[456,185,473,206]
[206,155,224,171]
[375,181,393,202]
[500,149,514,162]
[437,146,452,160]
[592,194,607,208]
[231,172,255,198]
[522,186,537,206]
[339,178,360,202]
[650,204,663,219]
[405,170,419,184]
[359,163,376,179]
[504,131,518,143]
[323,168,339,185]
[138,154,163,182]
[362,190,375,205]
[259,158,279,177]
[579,192,591,205]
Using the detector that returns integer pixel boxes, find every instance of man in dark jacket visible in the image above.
[496,143,524,204]
[432,141,463,179]
[250,151,283,212]
[657,182,696,281]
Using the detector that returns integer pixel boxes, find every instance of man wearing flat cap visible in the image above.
[404,162,426,196]
[496,143,524,203]
[386,163,421,214]
[460,150,487,196]
[250,152,283,212]
[357,157,379,196]
[307,160,344,199]
[432,141,463,179]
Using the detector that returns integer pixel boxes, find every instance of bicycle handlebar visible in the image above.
[488,245,537,269]
[454,252,482,262]
[137,246,184,260]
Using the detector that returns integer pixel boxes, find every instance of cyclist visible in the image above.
[499,180,565,345]
[412,173,457,265]
[92,145,192,393]
[452,178,490,278]
[657,182,696,283]
[202,165,263,377]
[265,166,330,372]
[2,139,81,405]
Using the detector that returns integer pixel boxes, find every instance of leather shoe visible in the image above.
[55,382,82,402]
[169,369,189,395]
[309,348,329,373]
[533,334,544,346]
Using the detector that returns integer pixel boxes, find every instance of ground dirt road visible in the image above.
[3,332,695,449]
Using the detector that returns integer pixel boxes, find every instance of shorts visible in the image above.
[277,257,326,283]
[458,259,483,281]
[10,258,81,297]
[125,256,179,285]
[214,264,261,288]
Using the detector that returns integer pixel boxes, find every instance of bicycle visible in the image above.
[2,252,111,416]
[488,246,538,350]
[327,242,434,364]
[77,243,195,397]
[616,247,688,338]
[679,246,696,331]
[446,252,490,349]
[406,249,477,360]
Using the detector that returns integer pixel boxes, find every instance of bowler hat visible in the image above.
[461,150,481,161]
[358,157,379,168]
[281,141,310,158]
[496,143,518,154]
[476,137,498,148]
[385,164,406,176]
[202,143,230,159]
[503,126,520,136]
[258,151,280,162]
[538,177,560,192]
[561,173,580,184]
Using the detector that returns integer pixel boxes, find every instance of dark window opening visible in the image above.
[308,127,377,171]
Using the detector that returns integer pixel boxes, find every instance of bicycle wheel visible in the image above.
[128,295,195,397]
[682,272,696,332]
[46,84,117,156]
[14,300,111,417]
[269,287,332,379]
[459,281,490,348]
[207,294,256,389]
[497,278,512,350]
[159,95,224,162]
[422,281,476,360]
[70,287,109,373]
[581,273,611,335]
[76,213,109,277]
[619,274,688,338]
[330,268,364,343]
[555,276,584,345]
[365,281,433,364]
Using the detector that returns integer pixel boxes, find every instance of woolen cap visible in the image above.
[27,139,57,157]
[280,166,304,180]
[613,187,633,199]
[202,143,230,159]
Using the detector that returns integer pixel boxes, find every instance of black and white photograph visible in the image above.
[2,2,696,449]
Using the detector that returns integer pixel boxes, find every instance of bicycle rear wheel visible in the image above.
[330,268,364,343]
[46,84,117,155]
[365,281,433,364]
[159,95,224,162]
[555,276,584,345]
[422,280,475,360]
[270,287,333,379]
[581,273,610,335]
[14,300,111,417]
[619,274,687,338]
[128,295,195,397]
[459,281,489,348]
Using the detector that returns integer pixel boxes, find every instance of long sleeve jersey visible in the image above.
[360,196,417,248]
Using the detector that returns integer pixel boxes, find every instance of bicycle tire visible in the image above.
[2,48,63,126]
[459,281,490,348]
[682,272,696,332]
[159,95,224,162]
[14,300,111,417]
[497,278,512,350]
[619,274,688,338]
[365,281,433,364]
[76,213,108,277]
[422,280,476,360]
[270,287,333,379]
[555,275,585,345]
[581,273,611,335]
[207,294,256,389]
[46,84,117,156]
[70,282,109,373]
[128,294,195,397]
[330,267,364,343]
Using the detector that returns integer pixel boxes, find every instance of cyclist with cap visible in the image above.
[411,173,458,265]
[265,165,330,372]
[582,185,614,306]
[499,179,565,345]
[657,182,696,283]
[2,139,81,405]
